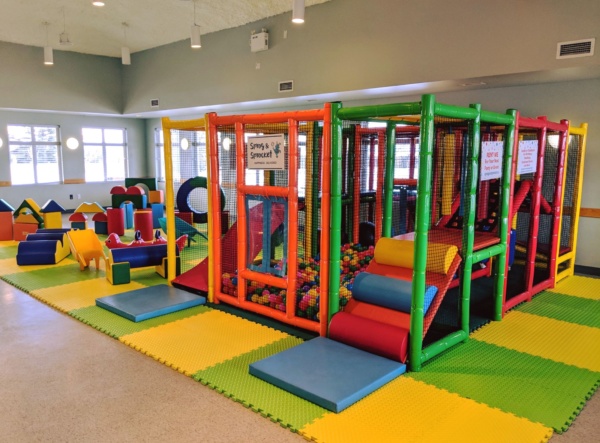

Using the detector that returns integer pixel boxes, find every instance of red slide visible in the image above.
[172,203,285,294]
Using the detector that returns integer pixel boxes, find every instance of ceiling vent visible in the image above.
[278,80,294,93]
[556,38,595,59]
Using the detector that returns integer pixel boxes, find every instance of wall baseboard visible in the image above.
[574,265,600,277]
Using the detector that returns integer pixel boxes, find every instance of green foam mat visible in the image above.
[516,291,600,329]
[0,244,18,259]
[69,304,212,338]
[129,268,172,287]
[192,336,327,432]
[0,264,101,291]
[408,340,599,432]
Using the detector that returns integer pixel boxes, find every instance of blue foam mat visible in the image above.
[96,284,205,322]
[249,336,406,413]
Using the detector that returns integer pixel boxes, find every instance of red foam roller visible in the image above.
[329,312,409,363]
[107,208,125,236]
[134,210,153,241]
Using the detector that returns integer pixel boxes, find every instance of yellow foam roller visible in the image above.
[374,238,457,274]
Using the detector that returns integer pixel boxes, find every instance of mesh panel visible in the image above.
[216,120,328,324]
[169,128,209,273]
[560,134,582,250]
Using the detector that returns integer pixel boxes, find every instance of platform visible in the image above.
[249,336,406,412]
[96,284,206,322]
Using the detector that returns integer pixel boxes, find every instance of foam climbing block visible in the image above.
[151,203,164,229]
[352,272,438,314]
[148,190,164,204]
[13,223,38,241]
[249,337,406,413]
[123,203,134,229]
[42,212,63,230]
[329,312,409,363]
[110,244,168,269]
[134,210,153,241]
[107,208,125,236]
[0,212,13,241]
[374,238,457,274]
[96,284,206,322]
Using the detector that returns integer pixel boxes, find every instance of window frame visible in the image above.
[82,127,128,183]
[7,124,63,186]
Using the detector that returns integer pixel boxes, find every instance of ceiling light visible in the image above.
[92,1,105,6]
[59,7,72,46]
[292,0,305,24]
[121,22,131,65]
[190,1,201,48]
[43,22,53,65]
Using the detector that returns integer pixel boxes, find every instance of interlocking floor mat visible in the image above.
[70,304,212,338]
[408,339,599,432]
[193,337,326,432]
[119,310,289,375]
[299,377,552,443]
[549,275,600,300]
[516,291,600,328]
[473,311,600,372]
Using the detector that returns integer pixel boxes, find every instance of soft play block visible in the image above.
[352,272,438,314]
[13,223,38,241]
[0,212,13,241]
[42,212,63,230]
[148,190,164,204]
[151,203,164,229]
[96,284,206,322]
[249,337,406,413]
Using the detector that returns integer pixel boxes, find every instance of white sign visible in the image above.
[480,141,504,181]
[516,140,538,175]
[247,134,286,170]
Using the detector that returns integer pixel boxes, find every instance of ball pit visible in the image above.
[220,243,375,321]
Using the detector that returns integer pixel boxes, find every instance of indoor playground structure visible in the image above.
[157,94,588,414]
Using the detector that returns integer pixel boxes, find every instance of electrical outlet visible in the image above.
[77,194,81,199]
[69,194,73,200]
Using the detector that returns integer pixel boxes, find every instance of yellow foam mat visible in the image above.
[549,275,600,300]
[119,310,288,376]
[0,257,78,276]
[473,311,600,372]
[300,377,551,443]
[31,279,147,312]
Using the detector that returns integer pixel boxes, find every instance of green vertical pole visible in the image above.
[461,104,481,335]
[409,94,435,372]
[493,109,517,320]
[310,122,320,255]
[383,121,396,237]
[328,102,343,324]
[347,127,356,241]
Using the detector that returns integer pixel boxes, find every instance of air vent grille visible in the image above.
[557,38,595,59]
[278,81,293,92]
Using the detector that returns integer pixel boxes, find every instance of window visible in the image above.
[155,128,207,183]
[83,128,127,182]
[8,125,61,185]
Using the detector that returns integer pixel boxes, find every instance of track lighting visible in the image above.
[292,0,305,24]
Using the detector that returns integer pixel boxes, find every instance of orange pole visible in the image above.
[238,185,289,198]
[235,122,248,306]
[286,118,300,320]
[207,113,221,303]
[319,103,332,336]
[215,109,325,126]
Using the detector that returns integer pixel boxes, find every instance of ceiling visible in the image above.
[0,0,329,58]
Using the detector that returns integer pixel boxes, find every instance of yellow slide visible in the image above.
[66,229,106,271]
